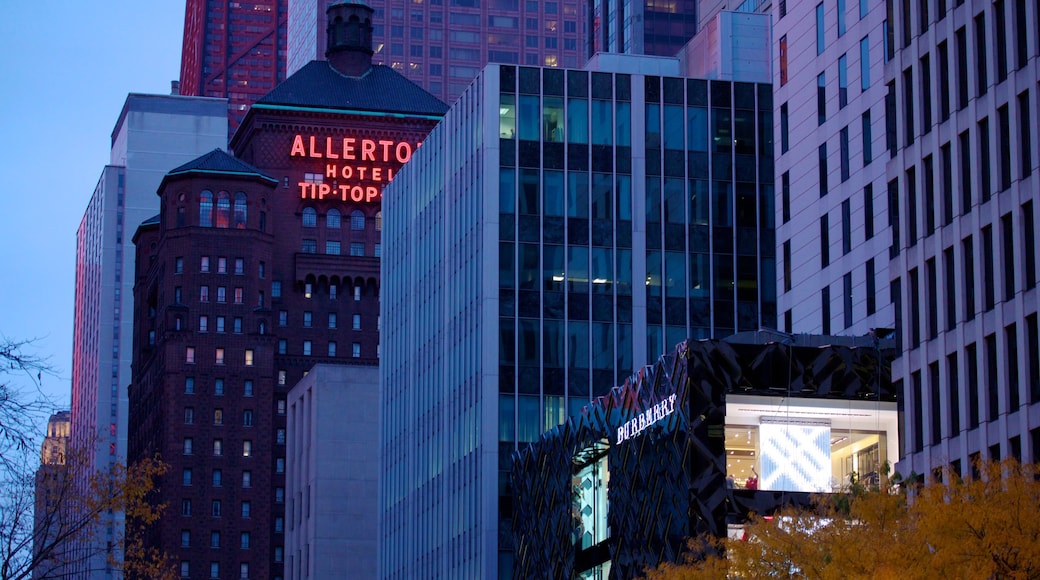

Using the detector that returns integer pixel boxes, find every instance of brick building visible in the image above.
[129,4,446,578]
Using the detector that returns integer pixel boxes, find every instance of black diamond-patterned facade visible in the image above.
[511,338,895,579]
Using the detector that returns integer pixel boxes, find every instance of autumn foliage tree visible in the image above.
[643,460,1040,579]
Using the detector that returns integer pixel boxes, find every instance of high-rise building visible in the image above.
[286,0,588,105]
[887,0,1040,476]
[179,0,289,133]
[127,6,446,578]
[588,0,700,57]
[33,411,71,579]
[380,54,775,578]
[773,0,893,338]
[69,94,227,577]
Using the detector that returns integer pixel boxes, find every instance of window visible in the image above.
[326,241,341,255]
[217,257,227,274]
[838,54,848,108]
[215,348,225,365]
[277,429,286,445]
[995,0,1008,82]
[329,284,337,300]
[821,285,831,334]
[213,408,223,426]
[866,258,877,314]
[903,67,914,146]
[352,343,361,358]
[376,211,382,231]
[216,316,225,333]
[1020,91,1033,179]
[233,318,242,333]
[201,256,210,272]
[243,440,252,457]
[959,130,972,214]
[1024,201,1037,290]
[817,72,826,125]
[860,36,870,90]
[941,143,954,225]
[938,41,950,121]
[175,287,183,304]
[242,501,251,518]
[245,349,254,366]
[886,81,897,156]
[213,439,223,456]
[326,208,341,228]
[979,117,992,203]
[302,207,317,227]
[303,312,312,327]
[819,144,828,196]
[998,104,1012,191]
[182,468,192,486]
[780,103,789,153]
[234,287,243,304]
[302,239,317,253]
[305,283,313,299]
[278,371,287,386]
[181,530,190,547]
[328,313,337,329]
[181,561,189,578]
[279,310,287,326]
[816,3,825,53]
[352,314,362,330]
[821,214,831,267]
[906,166,918,245]
[200,286,210,302]
[783,241,792,292]
[274,547,284,563]
[975,13,988,96]
[374,243,381,257]
[328,341,337,357]
[838,0,847,35]
[926,258,938,339]
[243,409,254,427]
[182,499,192,516]
[185,377,195,394]
[276,458,285,474]
[200,191,213,227]
[920,54,932,133]
[212,469,222,487]
[983,225,995,310]
[956,26,969,109]
[244,380,254,397]
[842,199,852,255]
[175,257,184,274]
[241,532,251,549]
[278,339,287,355]
[277,399,286,415]
[199,315,208,332]
[242,471,252,488]
[211,531,221,548]
[275,487,284,503]
[351,210,366,230]
[216,287,226,303]
[862,110,873,165]
[354,286,361,301]
[350,242,365,256]
[779,36,788,85]
[233,258,244,275]
[781,172,791,223]
[840,126,850,182]
[844,273,854,329]
[944,247,957,330]
[184,407,195,424]
[215,379,224,396]
[183,437,193,455]
[275,517,284,533]
[186,347,196,364]
[923,155,936,236]
[1002,212,1016,300]
[210,563,219,579]
[303,340,312,356]
[963,236,976,320]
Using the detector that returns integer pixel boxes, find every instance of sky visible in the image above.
[0,2,185,409]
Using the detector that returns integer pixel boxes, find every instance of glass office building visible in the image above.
[381,55,775,578]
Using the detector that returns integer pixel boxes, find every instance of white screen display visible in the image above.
[759,420,832,492]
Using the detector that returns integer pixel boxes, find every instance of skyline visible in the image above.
[0,1,184,409]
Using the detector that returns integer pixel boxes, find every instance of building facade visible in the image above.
[180,0,289,133]
[512,336,898,579]
[285,364,380,580]
[33,412,71,579]
[887,0,1040,475]
[773,0,894,338]
[380,55,776,578]
[129,8,445,578]
[69,94,227,578]
[588,0,700,58]
[286,0,589,105]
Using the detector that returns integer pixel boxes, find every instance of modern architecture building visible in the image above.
[887,0,1040,476]
[588,0,700,58]
[70,94,228,577]
[33,411,71,579]
[127,6,445,578]
[380,54,775,578]
[285,364,380,580]
[773,0,893,337]
[286,0,588,105]
[512,336,898,579]
[180,0,289,133]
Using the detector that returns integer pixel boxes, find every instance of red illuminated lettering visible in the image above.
[357,167,367,180]
[318,183,331,199]
[366,187,379,202]
[326,164,337,178]
[340,166,353,179]
[325,137,339,159]
[298,182,313,199]
[395,142,413,163]
[343,137,356,160]
[309,136,323,158]
[361,139,376,161]
[372,167,382,181]
[290,135,307,157]
[350,186,365,202]
[379,140,394,160]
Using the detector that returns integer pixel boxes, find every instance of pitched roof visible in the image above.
[165,149,277,184]
[254,61,449,117]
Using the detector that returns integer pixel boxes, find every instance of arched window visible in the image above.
[302,207,317,227]
[375,211,382,231]
[350,210,365,230]
[199,191,213,227]
[233,192,247,228]
[216,191,231,228]
[326,208,341,229]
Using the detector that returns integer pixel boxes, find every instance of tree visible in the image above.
[0,337,54,476]
[643,459,1040,579]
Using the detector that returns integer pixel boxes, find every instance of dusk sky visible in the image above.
[0,2,185,407]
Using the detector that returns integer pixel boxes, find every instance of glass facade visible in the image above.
[382,60,775,579]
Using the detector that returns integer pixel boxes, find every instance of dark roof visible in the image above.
[140,214,161,226]
[165,149,277,184]
[254,61,448,116]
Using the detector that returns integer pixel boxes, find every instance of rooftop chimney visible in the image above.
[326,1,375,77]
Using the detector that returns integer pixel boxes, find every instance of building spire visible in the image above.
[325,1,375,76]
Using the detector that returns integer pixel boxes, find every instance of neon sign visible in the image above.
[616,394,677,444]
[289,134,420,203]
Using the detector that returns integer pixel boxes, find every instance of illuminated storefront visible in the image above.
[512,335,898,579]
